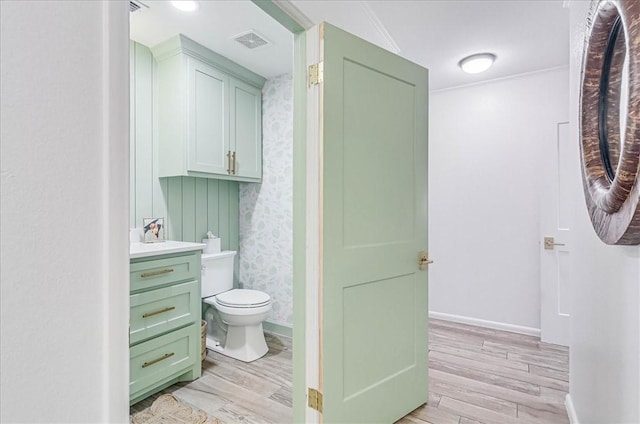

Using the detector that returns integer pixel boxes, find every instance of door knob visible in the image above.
[544,236,565,250]
[418,251,433,270]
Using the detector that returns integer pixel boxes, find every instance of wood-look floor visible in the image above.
[130,319,569,424]
[403,319,570,424]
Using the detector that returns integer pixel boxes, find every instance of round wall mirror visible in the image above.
[579,0,640,245]
[598,15,624,181]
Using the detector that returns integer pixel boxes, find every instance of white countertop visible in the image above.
[130,241,206,259]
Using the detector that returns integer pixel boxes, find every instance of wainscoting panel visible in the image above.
[162,177,239,248]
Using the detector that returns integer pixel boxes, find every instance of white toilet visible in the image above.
[201,251,272,362]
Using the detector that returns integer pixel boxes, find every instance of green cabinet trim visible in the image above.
[129,251,202,404]
[152,34,266,88]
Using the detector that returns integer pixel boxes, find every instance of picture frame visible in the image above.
[143,217,165,243]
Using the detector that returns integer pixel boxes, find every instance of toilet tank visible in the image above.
[201,251,236,298]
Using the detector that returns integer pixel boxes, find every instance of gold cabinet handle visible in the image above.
[226,150,232,174]
[141,352,174,368]
[231,151,237,175]
[140,268,174,278]
[142,306,176,319]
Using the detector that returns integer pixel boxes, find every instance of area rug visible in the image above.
[131,394,219,424]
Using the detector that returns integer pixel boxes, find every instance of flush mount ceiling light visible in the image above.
[171,1,199,12]
[458,53,497,74]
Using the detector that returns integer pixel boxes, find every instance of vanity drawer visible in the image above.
[130,324,198,398]
[130,253,199,292]
[130,280,200,345]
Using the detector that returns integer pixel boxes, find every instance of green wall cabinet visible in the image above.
[129,250,202,405]
[229,78,262,180]
[153,35,265,183]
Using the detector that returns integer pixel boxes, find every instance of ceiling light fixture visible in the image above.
[458,53,496,74]
[171,1,199,12]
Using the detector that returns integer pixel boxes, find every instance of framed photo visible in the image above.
[143,217,165,243]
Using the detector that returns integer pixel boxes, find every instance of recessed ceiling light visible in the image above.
[458,53,497,74]
[171,1,199,12]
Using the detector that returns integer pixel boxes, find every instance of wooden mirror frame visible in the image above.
[580,0,640,244]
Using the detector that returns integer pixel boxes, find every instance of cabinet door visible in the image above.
[230,78,262,180]
[130,323,198,402]
[188,58,230,175]
[130,280,199,345]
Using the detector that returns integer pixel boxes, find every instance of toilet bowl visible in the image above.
[201,251,272,362]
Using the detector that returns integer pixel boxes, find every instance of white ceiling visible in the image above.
[129,1,293,79]
[130,0,569,91]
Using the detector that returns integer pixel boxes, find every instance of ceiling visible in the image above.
[130,1,293,79]
[130,0,569,91]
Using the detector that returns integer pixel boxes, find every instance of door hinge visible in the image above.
[308,62,324,87]
[308,387,323,413]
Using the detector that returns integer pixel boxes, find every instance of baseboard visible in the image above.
[429,311,541,337]
[263,321,293,338]
[566,394,579,424]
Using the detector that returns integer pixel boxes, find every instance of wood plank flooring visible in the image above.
[129,332,293,423]
[405,319,570,424]
[130,319,569,423]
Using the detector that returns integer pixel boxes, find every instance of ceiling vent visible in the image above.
[233,31,269,49]
[130,1,148,13]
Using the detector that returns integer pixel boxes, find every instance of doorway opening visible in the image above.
[127,1,297,421]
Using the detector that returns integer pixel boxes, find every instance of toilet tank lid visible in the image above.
[216,289,270,307]
[202,250,236,260]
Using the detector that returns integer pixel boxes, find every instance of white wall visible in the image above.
[239,73,294,329]
[429,68,569,330]
[0,2,129,422]
[567,2,640,422]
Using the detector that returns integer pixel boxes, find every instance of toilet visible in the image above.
[201,251,272,362]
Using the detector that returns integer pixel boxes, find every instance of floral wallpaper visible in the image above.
[239,73,293,327]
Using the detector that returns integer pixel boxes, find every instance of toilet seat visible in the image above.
[214,289,271,308]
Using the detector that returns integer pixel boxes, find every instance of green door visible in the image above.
[315,22,429,423]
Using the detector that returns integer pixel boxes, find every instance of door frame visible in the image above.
[248,2,312,422]
[121,1,314,421]
[539,121,572,346]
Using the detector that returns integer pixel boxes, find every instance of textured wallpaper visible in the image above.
[239,73,293,327]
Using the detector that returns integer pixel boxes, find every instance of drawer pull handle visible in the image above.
[141,352,175,368]
[140,268,174,278]
[142,306,176,319]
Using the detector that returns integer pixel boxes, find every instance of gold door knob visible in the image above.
[419,251,433,270]
[544,236,565,250]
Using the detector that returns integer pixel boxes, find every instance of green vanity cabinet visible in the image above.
[152,34,265,182]
[129,250,202,405]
